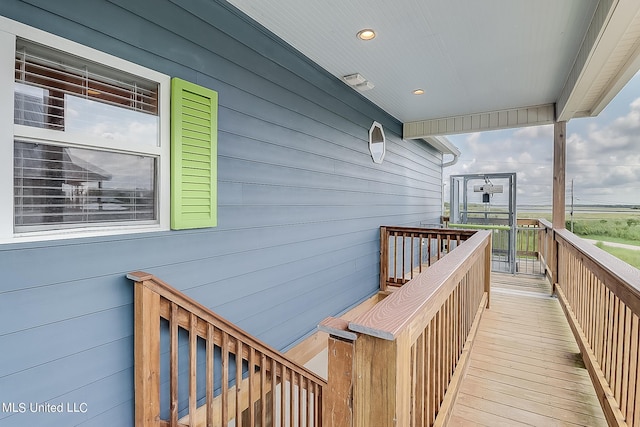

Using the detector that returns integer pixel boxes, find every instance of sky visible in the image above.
[444,72,640,207]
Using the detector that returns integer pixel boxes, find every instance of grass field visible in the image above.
[446,205,640,268]
[594,242,640,268]
[519,209,640,268]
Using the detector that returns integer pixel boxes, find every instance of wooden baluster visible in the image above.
[436,308,443,409]
[221,332,229,427]
[628,314,639,425]
[596,283,605,366]
[410,233,415,280]
[236,340,243,426]
[621,307,632,417]
[610,296,619,386]
[189,313,198,425]
[170,303,179,426]
[416,333,426,427]
[289,369,299,427]
[443,296,450,386]
[298,373,304,427]
[393,232,398,284]
[307,377,313,427]
[271,358,277,427]
[424,322,432,425]
[615,300,625,403]
[419,236,424,273]
[280,366,287,427]
[429,316,437,425]
[402,233,406,283]
[249,348,255,425]
[261,353,267,427]
[206,324,215,427]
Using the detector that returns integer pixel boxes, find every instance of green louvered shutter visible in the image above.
[171,78,218,229]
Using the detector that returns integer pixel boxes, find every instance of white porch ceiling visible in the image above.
[226,0,640,137]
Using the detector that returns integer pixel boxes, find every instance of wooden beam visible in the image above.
[403,104,555,138]
[552,121,566,229]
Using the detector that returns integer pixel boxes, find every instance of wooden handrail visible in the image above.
[327,229,492,427]
[556,229,640,310]
[536,223,640,427]
[129,271,326,427]
[353,230,491,340]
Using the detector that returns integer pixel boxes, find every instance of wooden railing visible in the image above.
[515,218,540,258]
[537,222,640,426]
[537,219,555,282]
[323,229,492,427]
[380,226,476,291]
[128,272,326,427]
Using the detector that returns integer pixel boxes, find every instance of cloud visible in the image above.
[445,90,640,205]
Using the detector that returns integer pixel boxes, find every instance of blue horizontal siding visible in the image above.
[0,0,443,425]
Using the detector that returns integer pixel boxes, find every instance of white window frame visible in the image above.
[0,16,170,244]
[369,121,386,164]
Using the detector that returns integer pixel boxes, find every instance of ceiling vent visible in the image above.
[343,73,374,91]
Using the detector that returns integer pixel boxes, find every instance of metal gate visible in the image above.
[449,173,517,274]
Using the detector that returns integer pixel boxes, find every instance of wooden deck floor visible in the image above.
[449,272,607,426]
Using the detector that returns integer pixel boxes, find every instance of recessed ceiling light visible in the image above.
[357,29,376,41]
[413,89,425,95]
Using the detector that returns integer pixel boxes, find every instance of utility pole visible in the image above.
[570,179,574,233]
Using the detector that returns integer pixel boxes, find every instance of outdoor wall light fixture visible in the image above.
[357,29,376,40]
[413,89,425,95]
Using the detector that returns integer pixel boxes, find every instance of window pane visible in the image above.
[14,83,63,130]
[65,95,158,146]
[14,141,157,231]
[14,83,159,146]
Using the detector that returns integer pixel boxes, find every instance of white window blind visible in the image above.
[14,141,157,231]
[14,39,158,130]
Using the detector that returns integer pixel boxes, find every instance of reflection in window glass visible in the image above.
[14,83,49,128]
[14,141,156,231]
[14,83,158,146]
[66,95,158,146]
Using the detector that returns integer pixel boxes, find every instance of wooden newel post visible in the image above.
[320,317,358,427]
[353,332,411,427]
[325,336,355,426]
[129,272,161,427]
